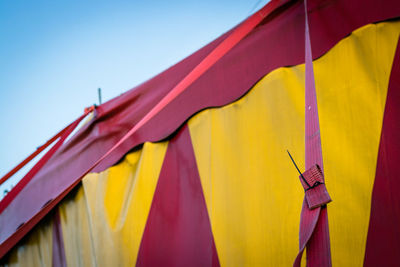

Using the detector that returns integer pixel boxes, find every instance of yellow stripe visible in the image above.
[5,216,53,267]
[188,21,400,266]
[59,141,168,266]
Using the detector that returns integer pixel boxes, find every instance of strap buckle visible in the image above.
[299,164,332,209]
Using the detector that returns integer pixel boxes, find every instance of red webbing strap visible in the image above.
[293,0,332,266]
[0,0,289,258]
[0,109,92,214]
[0,128,67,186]
[0,105,96,187]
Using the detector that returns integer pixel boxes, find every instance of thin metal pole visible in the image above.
[98,88,102,105]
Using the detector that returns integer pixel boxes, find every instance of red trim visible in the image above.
[363,37,400,267]
[136,125,219,266]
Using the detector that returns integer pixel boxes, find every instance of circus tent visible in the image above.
[1,0,400,266]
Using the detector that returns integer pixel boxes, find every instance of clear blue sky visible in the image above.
[0,0,269,195]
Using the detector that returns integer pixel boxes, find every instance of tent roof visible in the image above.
[1,0,399,258]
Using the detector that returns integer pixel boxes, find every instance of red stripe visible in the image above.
[136,125,219,267]
[363,37,400,267]
[52,209,66,267]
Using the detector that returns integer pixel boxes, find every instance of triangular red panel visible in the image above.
[364,38,400,266]
[136,125,220,267]
[52,209,66,267]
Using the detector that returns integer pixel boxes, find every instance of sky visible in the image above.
[0,0,269,196]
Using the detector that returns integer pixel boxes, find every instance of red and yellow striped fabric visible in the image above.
[3,20,400,266]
